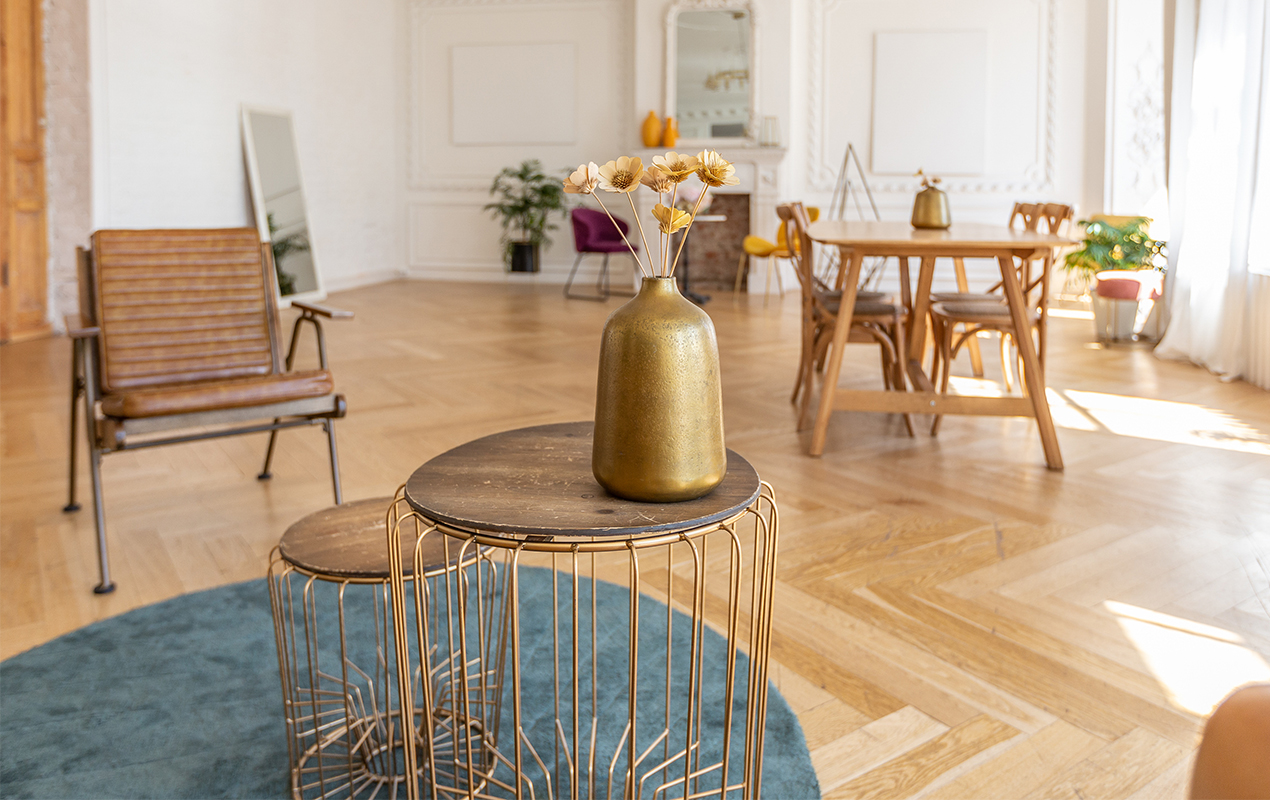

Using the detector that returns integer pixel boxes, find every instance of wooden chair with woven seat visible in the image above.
[928,211,1066,434]
[64,228,351,594]
[936,202,1073,378]
[782,203,915,435]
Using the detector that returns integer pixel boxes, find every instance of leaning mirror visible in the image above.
[667,3,755,142]
[241,106,324,305]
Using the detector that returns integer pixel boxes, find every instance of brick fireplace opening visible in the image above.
[684,193,750,292]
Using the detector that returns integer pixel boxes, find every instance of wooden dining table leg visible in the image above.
[904,256,937,391]
[998,254,1063,470]
[809,247,863,456]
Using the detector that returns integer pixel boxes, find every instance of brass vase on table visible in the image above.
[593,277,727,502]
[911,170,951,229]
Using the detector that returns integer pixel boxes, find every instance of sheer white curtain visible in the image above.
[1157,0,1270,378]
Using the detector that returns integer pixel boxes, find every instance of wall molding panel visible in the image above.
[806,0,1057,196]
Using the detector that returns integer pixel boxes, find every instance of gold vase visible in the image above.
[593,277,727,502]
[911,185,952,229]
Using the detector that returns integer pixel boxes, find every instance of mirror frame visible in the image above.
[664,0,759,149]
[241,104,326,307]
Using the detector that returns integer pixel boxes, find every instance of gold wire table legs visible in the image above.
[268,495,501,800]
[388,483,779,800]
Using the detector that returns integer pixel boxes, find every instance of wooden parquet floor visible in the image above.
[3,279,1268,799]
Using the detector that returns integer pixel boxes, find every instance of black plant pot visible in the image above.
[509,243,539,273]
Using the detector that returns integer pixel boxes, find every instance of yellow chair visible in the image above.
[735,207,820,304]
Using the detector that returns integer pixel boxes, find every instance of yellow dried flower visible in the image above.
[651,152,700,184]
[597,156,644,193]
[695,150,740,187]
[640,167,674,194]
[652,203,692,235]
[563,162,599,194]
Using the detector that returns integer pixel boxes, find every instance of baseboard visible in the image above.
[324,268,408,293]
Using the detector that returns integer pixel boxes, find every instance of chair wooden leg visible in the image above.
[1000,333,1015,393]
[773,257,785,298]
[325,419,343,505]
[931,318,953,436]
[734,253,748,296]
[892,318,916,437]
[258,427,280,480]
[763,257,774,308]
[64,340,83,513]
[952,257,985,377]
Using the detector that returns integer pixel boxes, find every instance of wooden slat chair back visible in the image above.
[780,203,914,435]
[65,228,351,594]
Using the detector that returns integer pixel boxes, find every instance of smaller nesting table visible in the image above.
[269,496,483,800]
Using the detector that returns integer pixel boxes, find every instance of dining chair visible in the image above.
[733,207,820,304]
[564,207,639,301]
[64,228,351,594]
[934,202,1073,379]
[782,203,915,435]
[927,205,1069,433]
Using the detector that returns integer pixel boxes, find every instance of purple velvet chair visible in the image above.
[565,207,639,301]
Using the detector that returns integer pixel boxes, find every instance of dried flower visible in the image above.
[695,150,739,187]
[598,156,644,193]
[651,152,700,184]
[563,162,600,194]
[640,167,674,194]
[652,203,692,235]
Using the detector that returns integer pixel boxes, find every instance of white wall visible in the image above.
[88,0,404,292]
[404,0,633,283]
[784,0,1101,293]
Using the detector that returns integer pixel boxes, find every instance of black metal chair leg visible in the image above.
[258,425,280,480]
[325,420,343,505]
[566,252,606,301]
[64,340,83,513]
[88,444,114,594]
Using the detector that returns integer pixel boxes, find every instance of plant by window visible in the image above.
[1064,216,1165,279]
[484,160,567,266]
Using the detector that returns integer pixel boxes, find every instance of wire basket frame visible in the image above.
[269,493,502,800]
[388,483,780,800]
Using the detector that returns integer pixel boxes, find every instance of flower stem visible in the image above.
[592,194,648,276]
[666,184,679,276]
[626,193,655,278]
[668,187,711,278]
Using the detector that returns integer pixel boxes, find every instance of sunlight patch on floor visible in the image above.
[1048,390,1270,455]
[1106,600,1270,716]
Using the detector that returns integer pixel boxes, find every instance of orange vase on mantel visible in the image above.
[641,111,663,148]
[661,116,678,148]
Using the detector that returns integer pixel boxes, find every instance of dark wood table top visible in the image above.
[279,496,473,579]
[404,422,760,542]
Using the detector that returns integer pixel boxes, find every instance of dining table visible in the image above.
[803,220,1075,470]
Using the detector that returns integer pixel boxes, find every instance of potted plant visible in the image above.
[484,159,567,273]
[1064,215,1166,342]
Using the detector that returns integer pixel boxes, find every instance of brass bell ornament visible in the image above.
[911,170,951,229]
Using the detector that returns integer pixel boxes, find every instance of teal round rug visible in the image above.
[0,570,819,799]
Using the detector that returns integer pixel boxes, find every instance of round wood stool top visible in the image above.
[279,497,473,580]
[404,422,761,542]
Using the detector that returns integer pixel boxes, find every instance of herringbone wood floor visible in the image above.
[3,279,1268,799]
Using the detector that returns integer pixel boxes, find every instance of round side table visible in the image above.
[388,422,779,800]
[269,495,493,799]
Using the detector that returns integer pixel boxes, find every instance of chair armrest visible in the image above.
[290,300,353,320]
[65,314,100,339]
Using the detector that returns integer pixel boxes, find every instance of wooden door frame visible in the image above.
[1,0,52,343]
